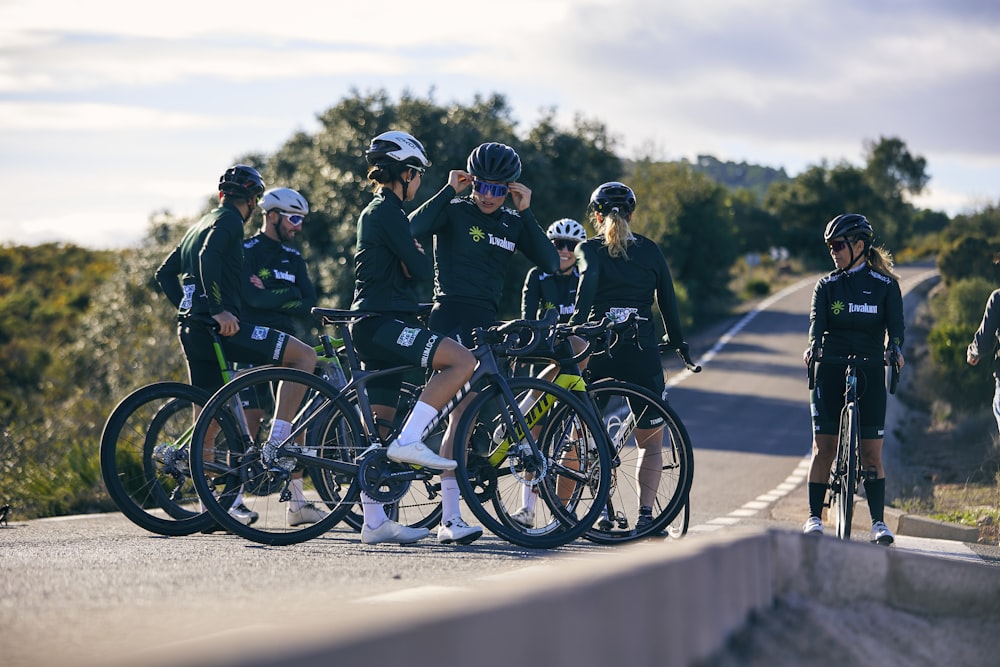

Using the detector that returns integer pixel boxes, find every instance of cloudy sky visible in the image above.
[2,0,998,249]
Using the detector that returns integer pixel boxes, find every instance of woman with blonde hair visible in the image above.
[570,181,689,529]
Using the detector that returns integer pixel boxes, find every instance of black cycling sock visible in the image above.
[807,482,827,519]
[864,477,886,524]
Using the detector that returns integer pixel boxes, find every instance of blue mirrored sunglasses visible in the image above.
[827,239,849,252]
[280,212,305,225]
[473,180,509,198]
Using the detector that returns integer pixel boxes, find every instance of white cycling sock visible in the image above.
[441,476,461,521]
[288,477,307,511]
[395,401,438,444]
[361,492,388,529]
[521,484,537,512]
[269,419,291,443]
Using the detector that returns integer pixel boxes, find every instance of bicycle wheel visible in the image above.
[582,381,694,544]
[100,382,220,535]
[190,367,360,545]
[834,402,860,539]
[312,381,444,532]
[454,376,612,549]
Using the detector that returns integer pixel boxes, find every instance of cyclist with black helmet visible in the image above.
[350,131,477,545]
[409,141,559,544]
[238,187,327,527]
[567,181,689,531]
[155,165,318,527]
[521,218,587,323]
[802,213,905,545]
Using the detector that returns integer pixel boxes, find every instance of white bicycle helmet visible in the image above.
[259,188,309,214]
[365,131,431,169]
[546,219,587,243]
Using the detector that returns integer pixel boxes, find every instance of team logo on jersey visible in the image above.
[831,300,845,315]
[397,327,419,347]
[543,301,556,312]
[257,268,271,280]
[251,326,269,341]
[488,234,515,252]
[606,306,638,323]
[274,269,296,283]
[469,226,486,242]
[849,303,877,314]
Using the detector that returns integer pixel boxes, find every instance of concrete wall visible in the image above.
[159,529,1000,667]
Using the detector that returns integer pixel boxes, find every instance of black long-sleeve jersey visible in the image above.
[241,232,316,333]
[155,201,245,317]
[570,234,686,348]
[409,185,559,313]
[808,264,904,360]
[521,267,579,323]
[351,187,432,314]
[968,288,1000,377]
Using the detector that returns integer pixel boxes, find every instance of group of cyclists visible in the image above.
[153,128,906,548]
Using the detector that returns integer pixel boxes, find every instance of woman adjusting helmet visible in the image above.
[467,142,521,183]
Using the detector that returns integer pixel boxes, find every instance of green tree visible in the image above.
[629,161,739,323]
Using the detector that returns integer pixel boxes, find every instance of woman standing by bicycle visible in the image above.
[802,213,904,545]
[350,130,477,546]
[409,141,559,545]
[568,181,689,530]
[521,218,587,322]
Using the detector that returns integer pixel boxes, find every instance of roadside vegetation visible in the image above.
[0,90,997,532]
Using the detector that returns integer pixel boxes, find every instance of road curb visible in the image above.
[885,505,981,543]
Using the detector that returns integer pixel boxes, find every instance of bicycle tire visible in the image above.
[582,381,694,544]
[454,376,612,549]
[312,382,443,532]
[100,382,222,535]
[666,499,690,539]
[834,401,860,539]
[189,367,360,545]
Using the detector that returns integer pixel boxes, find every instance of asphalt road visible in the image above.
[3,260,994,667]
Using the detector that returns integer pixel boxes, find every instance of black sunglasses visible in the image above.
[553,239,578,251]
[827,239,850,252]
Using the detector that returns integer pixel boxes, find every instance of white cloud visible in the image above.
[0,102,255,130]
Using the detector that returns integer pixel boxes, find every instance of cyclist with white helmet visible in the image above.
[238,187,327,527]
[570,181,689,531]
[521,219,587,323]
[408,141,559,545]
[350,131,477,546]
[155,165,318,528]
[802,213,905,545]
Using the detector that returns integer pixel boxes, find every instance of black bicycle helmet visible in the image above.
[824,213,873,243]
[219,165,265,199]
[365,130,431,169]
[589,182,637,215]
[467,142,521,182]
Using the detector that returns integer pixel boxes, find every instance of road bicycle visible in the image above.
[509,316,699,543]
[99,315,346,536]
[187,309,614,548]
[808,350,899,539]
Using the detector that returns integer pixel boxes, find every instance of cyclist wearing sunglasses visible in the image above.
[236,187,327,527]
[351,131,477,545]
[242,188,316,333]
[521,218,587,323]
[802,213,905,545]
[409,141,558,544]
[570,181,689,530]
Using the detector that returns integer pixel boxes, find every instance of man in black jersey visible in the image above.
[239,187,327,526]
[155,166,317,526]
[802,213,904,545]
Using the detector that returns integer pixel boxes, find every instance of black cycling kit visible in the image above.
[154,201,288,392]
[241,232,316,335]
[808,263,904,438]
[521,267,579,323]
[571,233,686,395]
